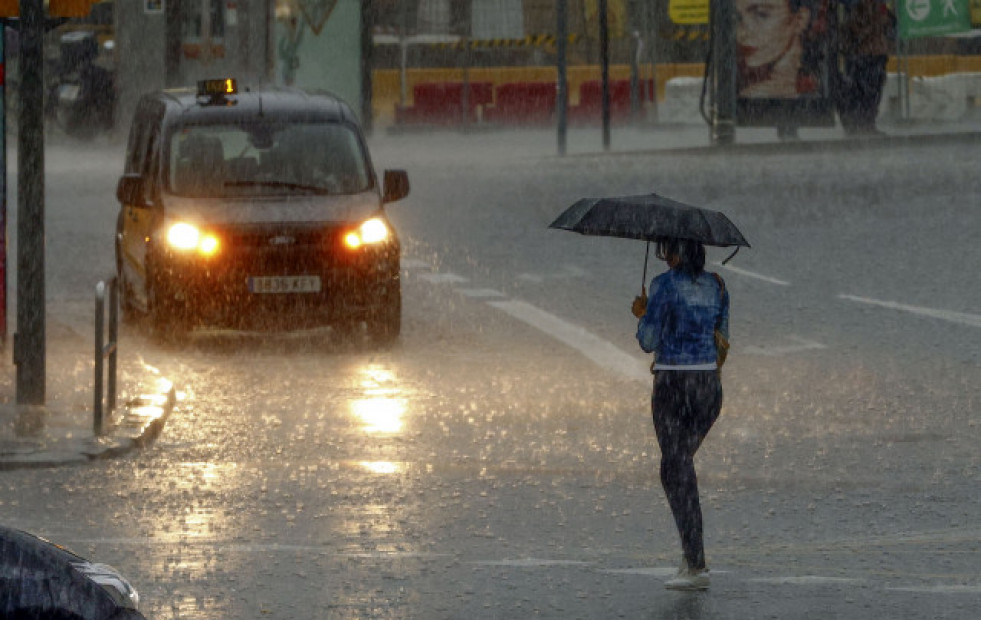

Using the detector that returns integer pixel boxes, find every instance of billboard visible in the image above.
[274,0,363,117]
[734,0,838,126]
[897,0,970,38]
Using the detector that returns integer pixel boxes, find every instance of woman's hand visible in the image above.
[631,294,648,318]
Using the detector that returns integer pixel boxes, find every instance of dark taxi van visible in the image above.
[115,79,409,344]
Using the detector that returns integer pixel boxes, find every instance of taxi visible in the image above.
[115,79,409,343]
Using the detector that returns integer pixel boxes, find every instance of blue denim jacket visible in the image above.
[636,268,729,367]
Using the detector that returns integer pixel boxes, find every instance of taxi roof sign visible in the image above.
[197,78,238,100]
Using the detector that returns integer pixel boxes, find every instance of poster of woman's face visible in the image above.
[734,0,836,124]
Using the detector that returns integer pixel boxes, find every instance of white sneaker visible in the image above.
[664,562,710,591]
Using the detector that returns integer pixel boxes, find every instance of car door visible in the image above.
[119,100,165,310]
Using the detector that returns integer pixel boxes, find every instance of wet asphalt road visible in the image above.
[2,130,980,618]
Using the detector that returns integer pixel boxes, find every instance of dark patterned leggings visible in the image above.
[652,370,723,571]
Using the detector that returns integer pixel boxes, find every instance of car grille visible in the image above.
[222,225,339,272]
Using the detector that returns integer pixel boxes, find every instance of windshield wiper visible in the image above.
[224,180,329,194]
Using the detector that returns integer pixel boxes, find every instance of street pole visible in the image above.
[399,0,408,107]
[599,0,610,150]
[556,0,568,156]
[15,0,45,405]
[360,0,373,134]
[1,28,6,345]
[710,0,736,145]
[643,0,659,123]
[165,0,182,87]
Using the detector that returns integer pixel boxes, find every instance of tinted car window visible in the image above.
[166,122,372,198]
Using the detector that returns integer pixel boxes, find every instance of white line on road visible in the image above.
[600,567,678,577]
[516,273,545,283]
[887,585,981,594]
[457,288,507,298]
[401,258,432,270]
[839,294,981,329]
[69,538,450,558]
[713,262,790,286]
[469,558,592,567]
[487,299,651,383]
[749,576,864,586]
[743,335,827,357]
[416,272,470,285]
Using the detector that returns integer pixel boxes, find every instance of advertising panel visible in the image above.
[897,0,970,38]
[274,0,363,117]
[735,0,839,126]
[669,0,710,24]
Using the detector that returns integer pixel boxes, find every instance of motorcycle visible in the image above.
[50,29,116,138]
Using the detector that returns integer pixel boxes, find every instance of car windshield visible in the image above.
[166,121,372,197]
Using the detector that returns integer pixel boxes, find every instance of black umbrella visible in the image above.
[1,525,144,619]
[549,192,750,291]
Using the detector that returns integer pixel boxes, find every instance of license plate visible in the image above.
[248,275,321,294]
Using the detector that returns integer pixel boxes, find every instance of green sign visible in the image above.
[899,0,971,38]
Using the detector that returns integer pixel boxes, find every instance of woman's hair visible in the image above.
[658,238,706,279]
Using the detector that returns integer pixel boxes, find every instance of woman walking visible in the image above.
[632,237,729,591]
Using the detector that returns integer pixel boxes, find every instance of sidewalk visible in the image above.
[0,315,176,471]
[372,112,981,162]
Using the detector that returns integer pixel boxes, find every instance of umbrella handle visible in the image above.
[641,240,650,294]
[722,246,741,265]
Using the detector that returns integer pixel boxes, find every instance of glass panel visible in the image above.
[181,0,224,40]
[167,123,372,198]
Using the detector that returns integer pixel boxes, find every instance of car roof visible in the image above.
[145,85,363,127]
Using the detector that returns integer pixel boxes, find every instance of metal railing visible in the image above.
[94,276,119,436]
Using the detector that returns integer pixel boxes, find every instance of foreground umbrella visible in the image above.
[1,525,144,619]
[549,192,750,290]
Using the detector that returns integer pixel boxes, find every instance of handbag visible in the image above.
[711,273,729,368]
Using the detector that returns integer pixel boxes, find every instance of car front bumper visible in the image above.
[152,239,400,330]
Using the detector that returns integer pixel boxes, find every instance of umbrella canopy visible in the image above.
[0,525,128,619]
[549,193,750,248]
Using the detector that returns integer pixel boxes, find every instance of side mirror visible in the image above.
[382,169,409,203]
[116,173,146,207]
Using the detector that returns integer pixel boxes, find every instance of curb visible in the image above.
[560,129,981,159]
[0,384,177,471]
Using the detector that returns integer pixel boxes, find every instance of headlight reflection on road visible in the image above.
[352,365,406,435]
[359,461,401,475]
[352,398,405,434]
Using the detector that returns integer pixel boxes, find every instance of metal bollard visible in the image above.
[94,277,119,436]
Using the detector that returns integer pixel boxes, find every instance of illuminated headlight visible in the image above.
[344,217,390,250]
[166,222,220,256]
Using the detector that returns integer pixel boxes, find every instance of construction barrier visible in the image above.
[372,56,981,128]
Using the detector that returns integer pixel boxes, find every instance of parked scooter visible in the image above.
[50,29,116,138]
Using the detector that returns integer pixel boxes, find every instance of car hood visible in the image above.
[162,192,383,226]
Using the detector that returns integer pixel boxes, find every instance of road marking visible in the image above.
[601,567,678,577]
[887,585,981,594]
[70,538,450,558]
[749,576,864,586]
[487,299,651,383]
[713,262,790,286]
[401,258,431,270]
[417,272,469,285]
[839,294,981,328]
[517,273,545,283]
[470,558,591,567]
[518,265,588,284]
[457,288,507,299]
[743,335,827,357]
[601,567,731,577]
